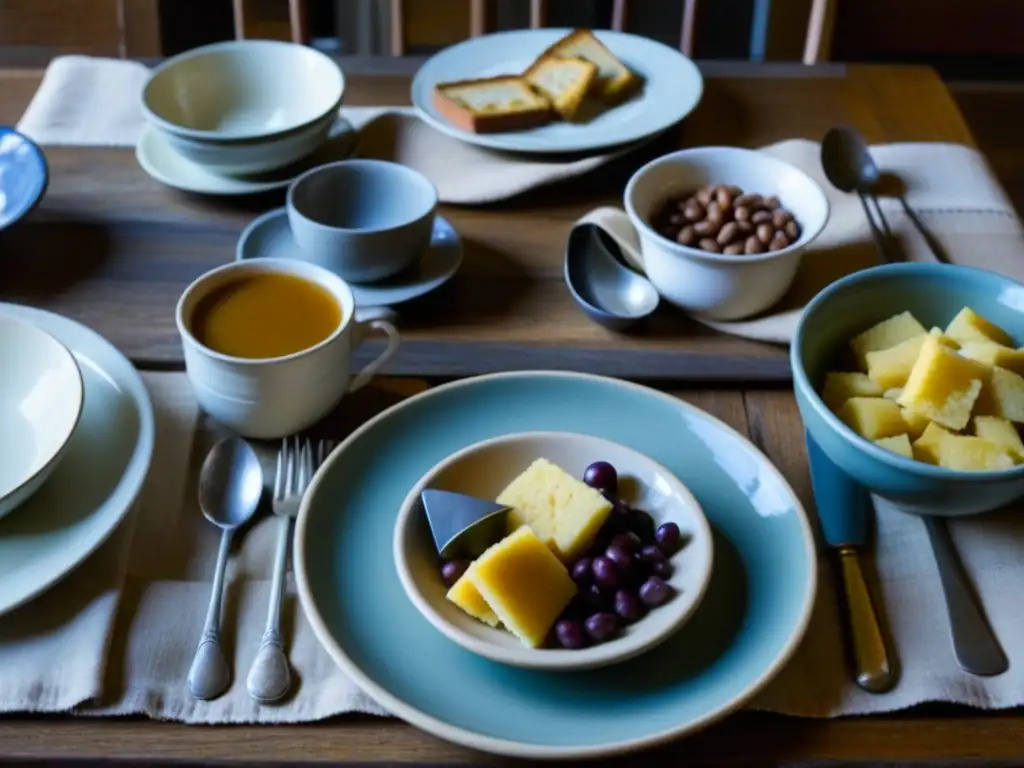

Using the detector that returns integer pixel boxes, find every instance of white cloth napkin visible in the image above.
[16,55,635,204]
[579,140,1024,344]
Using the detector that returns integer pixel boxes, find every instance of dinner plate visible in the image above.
[410,29,704,154]
[295,371,817,759]
[236,208,463,307]
[0,127,48,231]
[0,303,155,616]
[135,116,358,196]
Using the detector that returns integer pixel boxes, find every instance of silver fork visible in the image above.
[246,437,332,703]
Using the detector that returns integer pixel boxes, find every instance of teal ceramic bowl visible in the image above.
[792,262,1024,516]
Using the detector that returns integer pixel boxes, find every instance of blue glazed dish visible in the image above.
[0,127,48,231]
[295,371,816,759]
[792,262,1024,516]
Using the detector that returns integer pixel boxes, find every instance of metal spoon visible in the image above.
[821,127,894,263]
[564,224,660,330]
[187,437,264,701]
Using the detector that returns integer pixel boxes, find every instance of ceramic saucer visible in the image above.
[0,127,48,230]
[236,208,463,307]
[136,116,358,196]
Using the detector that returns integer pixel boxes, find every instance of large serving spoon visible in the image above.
[187,437,264,700]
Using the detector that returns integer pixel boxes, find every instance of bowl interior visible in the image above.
[144,42,343,139]
[0,314,83,499]
[626,147,829,254]
[395,431,714,670]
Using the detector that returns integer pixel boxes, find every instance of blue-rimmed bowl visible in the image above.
[792,262,1024,516]
[0,127,48,231]
[295,371,816,759]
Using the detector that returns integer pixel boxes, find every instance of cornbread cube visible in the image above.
[447,571,500,627]
[865,334,928,389]
[945,307,1014,347]
[958,339,1024,375]
[928,327,962,350]
[976,366,1024,424]
[900,407,931,440]
[972,415,1024,460]
[467,526,577,648]
[913,422,954,464]
[850,311,928,370]
[897,335,987,430]
[874,433,914,459]
[822,372,883,410]
[884,388,903,400]
[936,434,1015,472]
[498,458,612,561]
[838,397,908,441]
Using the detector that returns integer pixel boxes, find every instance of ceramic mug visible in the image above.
[175,257,400,439]
[286,159,438,284]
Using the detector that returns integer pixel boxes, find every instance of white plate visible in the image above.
[411,28,703,154]
[236,208,463,307]
[0,304,155,617]
[135,116,358,196]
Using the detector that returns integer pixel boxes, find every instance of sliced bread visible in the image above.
[432,76,552,134]
[523,56,597,121]
[540,29,642,104]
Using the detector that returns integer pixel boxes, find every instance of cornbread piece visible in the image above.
[913,422,954,464]
[523,56,597,121]
[972,415,1024,460]
[976,366,1024,423]
[865,334,927,389]
[850,311,928,370]
[958,339,1024,375]
[822,372,883,410]
[433,76,552,134]
[929,327,962,350]
[898,335,987,430]
[874,433,914,459]
[467,526,577,648]
[945,307,1014,347]
[838,397,908,441]
[936,434,1015,472]
[447,570,500,627]
[900,407,931,440]
[539,29,642,104]
[498,458,613,561]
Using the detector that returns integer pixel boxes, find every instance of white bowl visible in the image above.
[624,146,830,320]
[0,313,84,519]
[393,431,714,671]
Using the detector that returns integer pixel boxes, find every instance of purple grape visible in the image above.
[650,558,674,579]
[583,461,618,497]
[655,522,682,555]
[640,544,666,563]
[571,558,594,587]
[591,555,621,590]
[585,612,620,643]
[611,531,642,554]
[555,619,587,649]
[614,588,645,622]
[581,583,609,611]
[605,542,634,575]
[440,559,470,588]
[639,576,671,607]
[630,509,656,543]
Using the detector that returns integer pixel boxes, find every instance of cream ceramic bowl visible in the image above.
[393,431,714,671]
[624,146,829,321]
[0,313,84,519]
[142,40,345,174]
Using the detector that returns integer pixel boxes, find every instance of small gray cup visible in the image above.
[286,159,437,284]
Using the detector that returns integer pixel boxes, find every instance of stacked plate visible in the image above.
[136,40,356,196]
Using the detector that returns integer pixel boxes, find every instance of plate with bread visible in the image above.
[411,28,703,154]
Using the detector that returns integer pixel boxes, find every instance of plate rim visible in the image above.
[409,28,705,155]
[0,126,50,230]
[295,370,818,759]
[0,303,156,617]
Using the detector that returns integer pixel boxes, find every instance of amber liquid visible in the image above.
[191,273,342,359]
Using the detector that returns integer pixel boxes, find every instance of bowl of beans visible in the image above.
[624,146,830,321]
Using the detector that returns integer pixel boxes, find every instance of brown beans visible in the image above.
[651,184,802,256]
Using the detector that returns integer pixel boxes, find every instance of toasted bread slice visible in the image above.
[540,29,642,104]
[523,56,597,121]
[433,76,552,134]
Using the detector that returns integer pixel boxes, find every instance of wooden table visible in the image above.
[1,61,1020,766]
